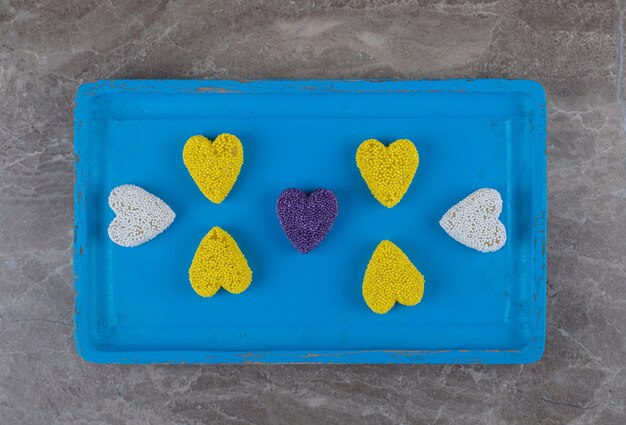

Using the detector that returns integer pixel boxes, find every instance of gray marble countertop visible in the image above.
[1,1,625,424]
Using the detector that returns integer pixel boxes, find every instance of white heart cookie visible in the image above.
[439,188,507,253]
[107,184,175,247]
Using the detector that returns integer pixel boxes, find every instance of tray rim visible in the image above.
[73,78,547,364]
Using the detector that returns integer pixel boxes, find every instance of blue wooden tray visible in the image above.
[73,79,546,364]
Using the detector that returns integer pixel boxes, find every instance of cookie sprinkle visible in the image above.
[362,240,425,314]
[356,138,419,208]
[183,133,244,204]
[107,184,175,248]
[439,188,507,253]
[189,226,253,297]
[276,188,339,254]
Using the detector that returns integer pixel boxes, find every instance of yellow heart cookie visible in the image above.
[189,226,253,297]
[356,138,419,208]
[362,240,425,314]
[183,134,244,204]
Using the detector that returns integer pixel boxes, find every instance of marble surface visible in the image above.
[1,0,625,423]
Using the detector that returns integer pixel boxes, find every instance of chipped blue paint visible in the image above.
[73,79,546,364]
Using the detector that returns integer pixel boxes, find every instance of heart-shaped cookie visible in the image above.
[362,240,425,314]
[189,226,253,297]
[439,188,507,253]
[183,133,244,204]
[356,138,419,208]
[276,188,339,254]
[107,184,175,247]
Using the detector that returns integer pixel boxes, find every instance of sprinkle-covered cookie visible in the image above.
[107,184,175,247]
[189,226,253,297]
[439,188,507,253]
[276,188,339,254]
[356,138,419,208]
[183,134,244,204]
[362,240,425,314]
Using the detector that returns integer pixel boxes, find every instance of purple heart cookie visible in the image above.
[276,188,339,254]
